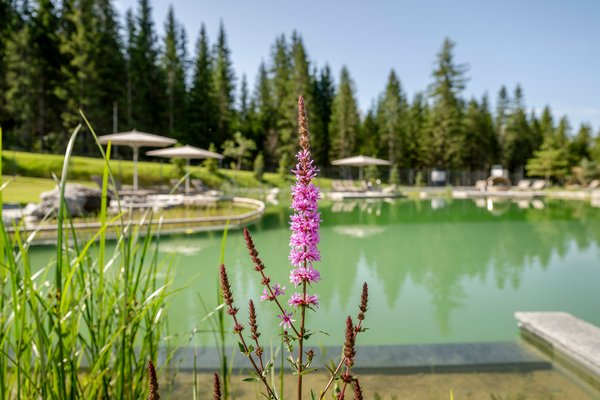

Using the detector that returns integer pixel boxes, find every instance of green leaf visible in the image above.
[238,342,246,354]
[242,377,259,383]
[311,390,317,400]
[299,368,317,376]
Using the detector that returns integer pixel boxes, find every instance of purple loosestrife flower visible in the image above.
[260,284,285,302]
[288,293,319,309]
[288,96,322,314]
[278,310,295,329]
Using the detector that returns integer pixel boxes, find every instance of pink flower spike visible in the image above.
[278,310,295,329]
[290,266,321,287]
[273,284,286,297]
[259,288,270,302]
[306,294,319,307]
[260,284,286,302]
[288,293,320,309]
[288,293,304,308]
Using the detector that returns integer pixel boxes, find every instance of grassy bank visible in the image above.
[1,151,332,203]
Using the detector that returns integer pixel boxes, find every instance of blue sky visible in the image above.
[116,0,600,133]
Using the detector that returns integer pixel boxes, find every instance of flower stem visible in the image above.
[319,318,365,400]
[297,280,307,400]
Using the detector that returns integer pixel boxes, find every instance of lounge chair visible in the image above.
[475,180,487,192]
[342,180,362,192]
[331,180,347,192]
[531,180,547,191]
[486,176,511,192]
[515,179,532,190]
[191,178,209,193]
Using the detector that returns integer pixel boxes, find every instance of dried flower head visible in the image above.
[357,283,368,322]
[343,316,356,367]
[244,228,265,271]
[219,264,234,308]
[213,373,222,400]
[249,300,260,340]
[147,360,160,400]
[353,378,363,400]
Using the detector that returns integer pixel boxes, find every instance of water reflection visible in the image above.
[27,199,600,345]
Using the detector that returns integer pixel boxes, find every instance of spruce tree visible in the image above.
[495,85,510,152]
[57,0,100,152]
[269,34,293,161]
[569,123,592,165]
[95,0,126,134]
[378,70,408,166]
[406,93,429,168]
[188,24,217,148]
[311,64,335,168]
[329,66,359,160]
[428,38,468,168]
[359,104,379,157]
[0,0,18,132]
[161,6,187,140]
[212,21,235,147]
[252,62,277,168]
[128,0,166,132]
[502,86,533,172]
[462,95,497,170]
[6,0,64,151]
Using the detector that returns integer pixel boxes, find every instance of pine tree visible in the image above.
[212,21,235,147]
[377,70,407,166]
[569,123,592,165]
[161,6,187,140]
[359,104,379,157]
[0,0,18,131]
[502,85,536,172]
[5,0,65,151]
[462,95,497,170]
[128,0,166,132]
[188,24,217,148]
[287,31,313,142]
[495,85,510,152]
[238,74,250,127]
[311,64,335,168]
[329,66,359,160]
[269,34,293,161]
[428,38,468,168]
[406,93,429,168]
[57,0,100,152]
[98,0,126,132]
[538,106,555,144]
[252,62,277,168]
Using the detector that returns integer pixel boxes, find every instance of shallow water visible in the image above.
[29,198,600,348]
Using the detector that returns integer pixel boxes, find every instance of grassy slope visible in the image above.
[2,151,332,204]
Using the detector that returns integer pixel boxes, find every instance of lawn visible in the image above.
[1,151,333,205]
[1,175,96,204]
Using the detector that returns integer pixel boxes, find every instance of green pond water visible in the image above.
[29,198,600,348]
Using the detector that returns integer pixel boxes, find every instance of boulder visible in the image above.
[27,184,107,219]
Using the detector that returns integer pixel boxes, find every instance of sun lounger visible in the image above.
[515,179,532,190]
[475,180,487,192]
[331,180,346,192]
[531,180,547,191]
[191,178,209,193]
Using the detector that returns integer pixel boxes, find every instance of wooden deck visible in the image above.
[515,312,600,385]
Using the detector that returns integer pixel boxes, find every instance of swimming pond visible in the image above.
[29,198,600,347]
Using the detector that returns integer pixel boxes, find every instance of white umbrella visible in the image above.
[98,129,176,190]
[331,155,392,180]
[146,145,223,193]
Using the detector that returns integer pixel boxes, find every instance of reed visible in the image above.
[0,120,174,399]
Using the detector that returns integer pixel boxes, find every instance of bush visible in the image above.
[253,152,264,181]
